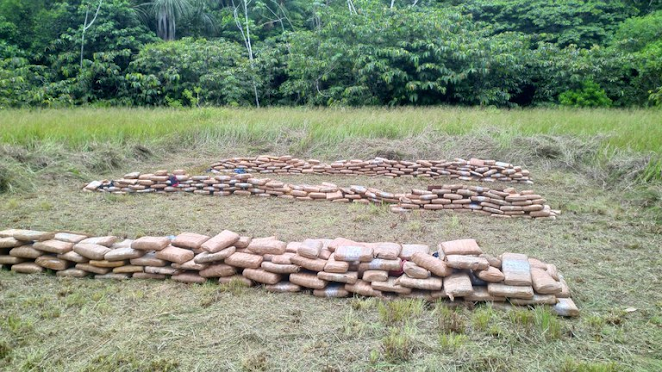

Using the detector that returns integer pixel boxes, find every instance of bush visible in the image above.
[559,81,612,107]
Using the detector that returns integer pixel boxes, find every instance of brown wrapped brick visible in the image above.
[464,286,505,302]
[75,263,111,275]
[235,236,252,249]
[480,253,502,268]
[265,282,302,293]
[531,268,562,294]
[79,236,117,247]
[33,240,74,254]
[528,258,547,269]
[403,262,430,279]
[224,252,263,269]
[553,298,580,317]
[557,278,571,298]
[261,261,300,274]
[104,247,144,261]
[57,251,89,263]
[0,255,28,264]
[476,266,505,283]
[270,252,296,265]
[327,237,363,251]
[35,256,69,271]
[131,236,170,251]
[358,258,402,273]
[345,279,383,297]
[487,283,534,299]
[444,273,474,301]
[173,259,208,271]
[314,284,350,298]
[286,242,303,253]
[56,268,89,278]
[9,246,44,259]
[89,260,127,268]
[371,242,402,260]
[194,246,236,264]
[335,245,374,262]
[199,263,236,278]
[371,277,412,294]
[113,265,144,274]
[74,243,112,260]
[298,239,323,259]
[247,237,287,255]
[11,262,44,274]
[411,252,452,277]
[439,239,483,256]
[445,255,489,271]
[399,244,430,260]
[145,266,179,275]
[155,245,195,264]
[0,237,21,248]
[53,232,88,243]
[501,253,532,286]
[133,272,167,280]
[10,230,55,242]
[290,273,327,289]
[290,255,327,271]
[172,273,207,284]
[396,275,442,290]
[546,264,559,281]
[510,294,557,305]
[362,270,388,282]
[242,268,282,285]
[130,252,167,267]
[324,254,350,273]
[172,232,210,250]
[317,271,358,284]
[201,230,240,253]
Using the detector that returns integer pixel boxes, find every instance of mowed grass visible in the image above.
[0,107,661,371]
[1,152,662,371]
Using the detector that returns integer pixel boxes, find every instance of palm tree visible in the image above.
[140,0,193,41]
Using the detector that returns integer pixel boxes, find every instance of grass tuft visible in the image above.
[437,305,466,334]
[380,326,416,363]
[378,299,425,325]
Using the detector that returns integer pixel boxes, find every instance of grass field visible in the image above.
[1,107,661,371]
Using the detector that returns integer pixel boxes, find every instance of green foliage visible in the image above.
[127,38,257,106]
[0,0,661,107]
[282,3,528,106]
[560,81,613,107]
[457,0,633,48]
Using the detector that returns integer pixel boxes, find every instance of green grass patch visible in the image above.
[1,107,660,154]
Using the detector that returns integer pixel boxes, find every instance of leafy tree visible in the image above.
[452,0,634,48]
[282,1,528,106]
[126,38,257,106]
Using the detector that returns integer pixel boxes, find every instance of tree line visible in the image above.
[1,0,661,108]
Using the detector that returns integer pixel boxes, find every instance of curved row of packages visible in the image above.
[210,155,533,184]
[0,228,578,317]
[84,171,558,219]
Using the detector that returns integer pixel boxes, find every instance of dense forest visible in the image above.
[1,0,661,108]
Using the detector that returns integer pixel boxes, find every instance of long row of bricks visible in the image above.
[0,229,579,317]
[84,172,558,219]
[210,155,534,183]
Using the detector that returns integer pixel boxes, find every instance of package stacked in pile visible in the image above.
[210,155,533,183]
[84,172,558,219]
[0,229,579,317]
